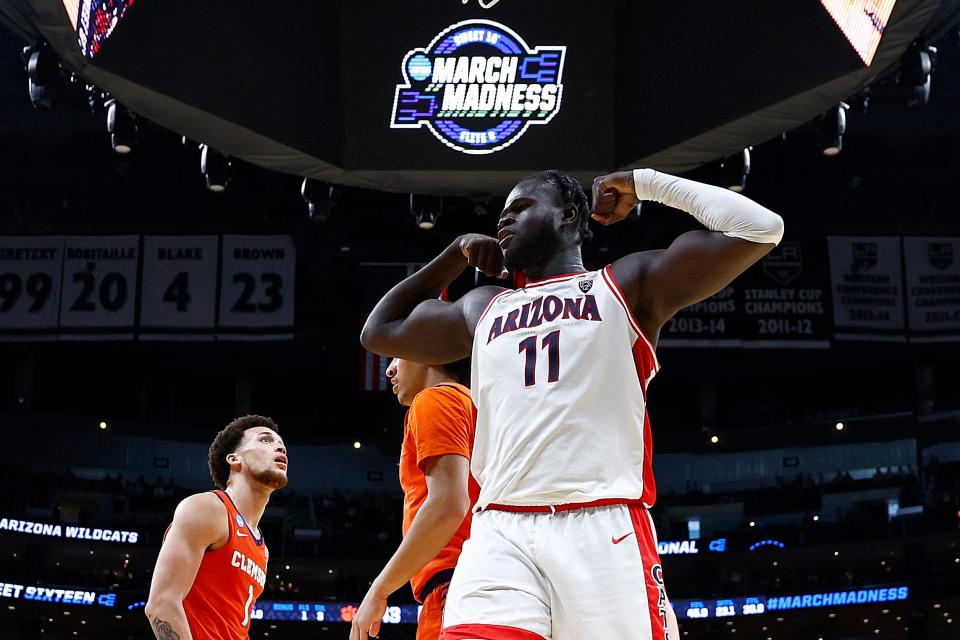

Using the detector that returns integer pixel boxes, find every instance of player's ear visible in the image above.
[560,202,578,231]
[226,452,241,467]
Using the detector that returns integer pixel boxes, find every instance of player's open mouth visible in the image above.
[498,232,514,248]
[274,455,288,469]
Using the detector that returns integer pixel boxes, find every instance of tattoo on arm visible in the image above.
[150,617,181,640]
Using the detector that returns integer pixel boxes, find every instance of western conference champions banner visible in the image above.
[0,235,295,341]
[827,236,905,341]
[903,237,960,342]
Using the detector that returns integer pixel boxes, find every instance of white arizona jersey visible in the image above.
[470,265,660,509]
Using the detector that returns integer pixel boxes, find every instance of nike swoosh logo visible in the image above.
[612,532,635,544]
[237,530,249,537]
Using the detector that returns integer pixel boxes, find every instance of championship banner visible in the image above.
[903,237,960,342]
[738,240,831,348]
[58,235,140,338]
[0,236,65,336]
[218,235,296,338]
[827,236,905,341]
[140,236,219,339]
[658,286,740,347]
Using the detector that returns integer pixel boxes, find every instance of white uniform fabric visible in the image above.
[442,504,669,640]
[469,266,660,509]
[632,168,785,246]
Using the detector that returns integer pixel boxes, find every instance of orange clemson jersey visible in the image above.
[399,382,477,602]
[180,490,268,640]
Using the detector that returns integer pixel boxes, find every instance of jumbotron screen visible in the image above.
[820,0,897,65]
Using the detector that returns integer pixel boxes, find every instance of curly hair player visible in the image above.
[146,416,288,640]
[361,169,784,640]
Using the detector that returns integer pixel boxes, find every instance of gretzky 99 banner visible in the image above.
[0,236,64,335]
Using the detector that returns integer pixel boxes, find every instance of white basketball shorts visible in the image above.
[440,501,670,640]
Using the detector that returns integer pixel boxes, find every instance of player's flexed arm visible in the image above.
[145,494,228,640]
[360,234,508,363]
[591,169,784,343]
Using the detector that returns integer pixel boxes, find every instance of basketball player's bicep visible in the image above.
[372,298,473,363]
[150,498,224,601]
[423,454,471,510]
[643,231,772,322]
[374,286,500,363]
[151,531,206,601]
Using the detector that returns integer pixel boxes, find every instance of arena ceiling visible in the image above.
[2,0,960,195]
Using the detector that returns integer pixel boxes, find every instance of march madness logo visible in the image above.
[390,20,566,154]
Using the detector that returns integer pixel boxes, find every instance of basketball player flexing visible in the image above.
[351,358,474,640]
[361,168,783,639]
[145,416,288,640]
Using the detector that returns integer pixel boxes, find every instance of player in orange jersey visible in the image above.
[350,357,475,640]
[145,415,288,640]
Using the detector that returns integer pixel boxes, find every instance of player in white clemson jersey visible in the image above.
[361,168,784,640]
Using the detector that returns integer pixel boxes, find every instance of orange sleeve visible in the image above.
[408,387,471,471]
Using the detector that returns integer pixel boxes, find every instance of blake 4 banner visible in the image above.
[828,236,905,341]
[140,236,219,337]
[903,237,960,342]
[0,236,65,335]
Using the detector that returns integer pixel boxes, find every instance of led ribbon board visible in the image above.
[390,19,566,154]
[0,517,139,544]
[676,585,909,620]
[0,579,116,608]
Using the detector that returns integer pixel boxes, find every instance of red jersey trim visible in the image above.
[522,271,590,288]
[629,505,667,639]
[207,490,233,547]
[442,624,546,640]
[475,288,513,327]
[215,490,264,546]
[601,265,660,372]
[482,497,647,513]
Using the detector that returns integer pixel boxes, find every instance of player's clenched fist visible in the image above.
[458,233,509,279]
[591,170,640,226]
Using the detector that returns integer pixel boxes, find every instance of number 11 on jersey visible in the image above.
[518,329,560,386]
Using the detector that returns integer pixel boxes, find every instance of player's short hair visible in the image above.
[523,170,593,245]
[440,357,471,386]
[208,415,279,490]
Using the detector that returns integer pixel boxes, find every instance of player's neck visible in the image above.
[424,370,459,390]
[522,245,586,282]
[225,481,272,531]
